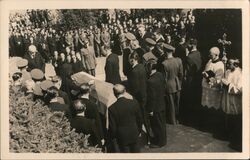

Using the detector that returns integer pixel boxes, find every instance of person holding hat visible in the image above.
[162,43,183,125]
[23,44,45,71]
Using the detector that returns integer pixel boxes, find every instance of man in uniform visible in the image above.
[16,58,31,86]
[80,39,97,76]
[108,84,142,153]
[143,38,158,64]
[162,43,183,125]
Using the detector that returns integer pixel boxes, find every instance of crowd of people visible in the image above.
[9,9,242,153]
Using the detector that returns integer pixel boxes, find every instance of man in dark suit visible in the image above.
[108,84,142,153]
[183,38,202,124]
[127,51,152,145]
[105,48,121,85]
[70,99,101,147]
[145,59,167,148]
[137,24,154,52]
[162,43,183,125]
[77,83,104,147]
[23,45,45,72]
[46,86,72,120]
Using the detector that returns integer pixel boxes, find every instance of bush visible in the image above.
[9,84,102,153]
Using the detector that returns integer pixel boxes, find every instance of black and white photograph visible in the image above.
[1,0,249,159]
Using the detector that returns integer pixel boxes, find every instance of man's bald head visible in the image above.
[209,47,220,61]
[113,84,126,98]
[210,47,220,56]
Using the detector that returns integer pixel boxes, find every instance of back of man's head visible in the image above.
[113,84,126,98]
[73,99,86,114]
[79,83,90,95]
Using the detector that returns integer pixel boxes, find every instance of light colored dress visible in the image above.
[201,59,224,109]
[221,67,242,115]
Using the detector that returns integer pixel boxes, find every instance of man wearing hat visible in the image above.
[143,38,158,64]
[30,68,45,98]
[80,39,97,76]
[23,45,45,71]
[17,58,31,85]
[52,75,71,106]
[122,32,136,77]
[162,43,183,125]
[40,80,64,104]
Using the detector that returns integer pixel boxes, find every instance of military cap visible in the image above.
[33,83,43,96]
[145,38,156,46]
[17,58,28,68]
[125,32,136,41]
[163,43,175,52]
[40,80,54,91]
[30,69,44,81]
[143,52,158,62]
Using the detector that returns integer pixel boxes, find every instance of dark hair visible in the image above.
[44,86,58,103]
[73,99,86,114]
[12,72,22,81]
[146,59,157,74]
[78,83,90,95]
[129,51,140,61]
